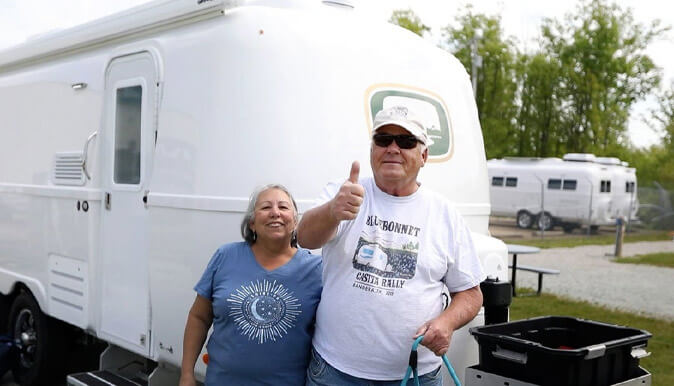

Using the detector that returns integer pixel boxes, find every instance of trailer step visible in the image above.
[67,370,146,386]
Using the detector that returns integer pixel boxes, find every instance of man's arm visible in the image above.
[414,285,483,356]
[296,201,341,249]
[297,161,364,249]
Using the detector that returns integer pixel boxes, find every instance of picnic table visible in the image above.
[506,243,559,296]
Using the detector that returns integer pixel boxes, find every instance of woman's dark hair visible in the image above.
[240,184,299,247]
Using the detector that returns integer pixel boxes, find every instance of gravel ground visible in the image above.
[511,240,674,320]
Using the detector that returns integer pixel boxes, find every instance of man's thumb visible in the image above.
[414,323,429,339]
[348,161,360,183]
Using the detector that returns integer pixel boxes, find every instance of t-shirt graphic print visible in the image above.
[353,220,420,277]
[350,214,422,297]
[227,279,302,344]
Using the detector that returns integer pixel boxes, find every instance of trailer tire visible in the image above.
[537,212,554,231]
[516,211,534,229]
[8,291,65,386]
[0,293,9,335]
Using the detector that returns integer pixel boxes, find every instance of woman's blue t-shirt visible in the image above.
[194,242,322,385]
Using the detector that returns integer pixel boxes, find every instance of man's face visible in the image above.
[370,124,428,190]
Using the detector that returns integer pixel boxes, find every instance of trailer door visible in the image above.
[98,52,157,355]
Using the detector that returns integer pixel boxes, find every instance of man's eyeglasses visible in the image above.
[372,133,420,149]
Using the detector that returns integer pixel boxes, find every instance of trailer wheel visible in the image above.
[516,211,534,229]
[8,291,64,386]
[537,212,554,231]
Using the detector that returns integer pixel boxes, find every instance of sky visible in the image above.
[1,0,672,148]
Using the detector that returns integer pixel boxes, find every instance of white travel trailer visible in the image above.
[0,0,508,385]
[488,155,620,231]
[594,157,639,223]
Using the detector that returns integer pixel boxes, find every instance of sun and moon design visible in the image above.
[227,279,302,344]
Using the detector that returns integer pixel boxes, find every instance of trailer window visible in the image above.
[600,180,611,193]
[626,181,635,193]
[505,177,518,187]
[113,86,142,185]
[492,177,504,186]
[547,179,561,190]
[563,179,577,190]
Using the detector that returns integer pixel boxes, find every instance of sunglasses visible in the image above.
[372,133,420,149]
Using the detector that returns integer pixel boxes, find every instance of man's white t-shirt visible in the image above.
[311,177,486,380]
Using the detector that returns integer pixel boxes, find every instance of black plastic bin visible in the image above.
[469,316,651,386]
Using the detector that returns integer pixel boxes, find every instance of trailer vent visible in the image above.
[53,152,85,186]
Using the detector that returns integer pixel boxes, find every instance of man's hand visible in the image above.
[414,316,453,356]
[413,286,482,356]
[329,161,365,221]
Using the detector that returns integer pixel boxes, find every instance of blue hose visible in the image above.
[400,335,461,386]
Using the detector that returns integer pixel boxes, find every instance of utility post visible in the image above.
[626,184,635,232]
[614,216,626,257]
[584,177,594,237]
[533,174,545,239]
[470,28,483,99]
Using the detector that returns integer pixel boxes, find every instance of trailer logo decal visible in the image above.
[366,84,454,162]
[227,279,302,344]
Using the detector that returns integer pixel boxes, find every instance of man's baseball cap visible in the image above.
[372,106,429,145]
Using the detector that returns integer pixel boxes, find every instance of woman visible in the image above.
[180,184,322,385]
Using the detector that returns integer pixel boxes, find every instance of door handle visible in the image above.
[105,192,111,210]
[82,131,98,180]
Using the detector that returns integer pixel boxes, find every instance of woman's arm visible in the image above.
[179,294,214,386]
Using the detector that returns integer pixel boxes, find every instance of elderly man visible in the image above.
[297,105,485,385]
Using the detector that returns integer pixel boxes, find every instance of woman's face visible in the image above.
[249,188,296,245]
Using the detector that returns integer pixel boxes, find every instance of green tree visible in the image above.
[540,0,666,154]
[389,9,430,37]
[625,82,674,190]
[650,82,674,150]
[443,9,520,158]
[516,53,564,157]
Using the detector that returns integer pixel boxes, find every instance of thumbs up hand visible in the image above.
[329,161,365,221]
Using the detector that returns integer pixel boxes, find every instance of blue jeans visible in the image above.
[305,347,443,386]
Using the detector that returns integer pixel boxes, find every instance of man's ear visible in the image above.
[421,147,429,165]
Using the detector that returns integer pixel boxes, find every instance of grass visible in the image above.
[501,230,672,249]
[614,252,674,268]
[509,289,673,386]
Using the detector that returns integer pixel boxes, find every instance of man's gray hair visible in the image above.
[240,183,299,247]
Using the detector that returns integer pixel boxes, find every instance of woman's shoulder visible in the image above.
[213,241,250,259]
[295,248,323,269]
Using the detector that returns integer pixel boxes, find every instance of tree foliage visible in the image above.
[540,0,665,155]
[389,9,430,37]
[442,9,519,158]
[516,53,564,157]
[631,82,674,190]
[649,82,674,150]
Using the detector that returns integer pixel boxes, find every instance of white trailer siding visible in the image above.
[0,1,505,384]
